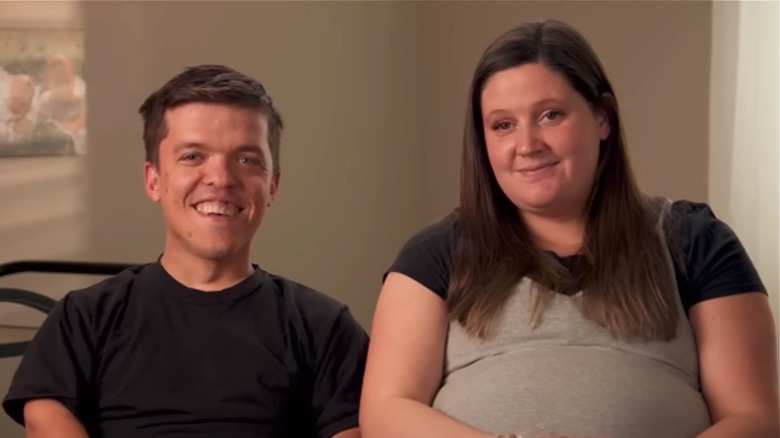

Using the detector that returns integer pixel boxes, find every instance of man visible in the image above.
[3,64,368,438]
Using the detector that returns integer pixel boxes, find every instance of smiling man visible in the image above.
[3,65,368,438]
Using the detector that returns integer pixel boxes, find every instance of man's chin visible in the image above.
[198,247,245,262]
[184,240,251,263]
[165,231,254,262]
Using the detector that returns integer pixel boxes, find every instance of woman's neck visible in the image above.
[522,211,586,257]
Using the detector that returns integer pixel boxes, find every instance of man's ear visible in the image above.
[267,172,281,207]
[144,161,161,202]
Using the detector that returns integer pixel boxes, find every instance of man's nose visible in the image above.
[202,157,237,188]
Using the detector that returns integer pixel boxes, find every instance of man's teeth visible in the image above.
[195,202,239,216]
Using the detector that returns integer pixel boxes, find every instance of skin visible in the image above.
[6,74,35,118]
[3,75,36,141]
[143,102,280,291]
[481,63,608,255]
[43,56,86,133]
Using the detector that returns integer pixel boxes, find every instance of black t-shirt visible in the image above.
[388,200,766,311]
[3,262,369,438]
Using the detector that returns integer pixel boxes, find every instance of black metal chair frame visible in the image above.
[0,260,134,358]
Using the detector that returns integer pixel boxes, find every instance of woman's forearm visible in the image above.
[696,413,779,438]
[361,397,497,438]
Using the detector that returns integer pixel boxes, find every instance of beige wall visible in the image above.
[418,0,712,220]
[0,1,724,436]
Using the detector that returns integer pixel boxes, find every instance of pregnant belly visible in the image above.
[432,346,711,438]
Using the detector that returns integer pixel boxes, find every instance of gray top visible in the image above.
[432,279,710,437]
[431,212,711,437]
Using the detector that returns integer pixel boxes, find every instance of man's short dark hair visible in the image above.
[139,64,283,170]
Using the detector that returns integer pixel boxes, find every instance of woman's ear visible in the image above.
[596,93,614,141]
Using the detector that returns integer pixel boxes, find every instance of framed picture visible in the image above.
[0,28,85,157]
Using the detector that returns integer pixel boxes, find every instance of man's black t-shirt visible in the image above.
[3,262,369,438]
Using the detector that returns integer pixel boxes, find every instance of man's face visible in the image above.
[144,103,280,264]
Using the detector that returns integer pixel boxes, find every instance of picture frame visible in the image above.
[0,2,85,158]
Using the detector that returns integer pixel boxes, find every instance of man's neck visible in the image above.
[160,248,254,292]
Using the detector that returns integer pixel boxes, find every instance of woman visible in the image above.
[360,19,778,438]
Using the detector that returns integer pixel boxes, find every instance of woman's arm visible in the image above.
[691,292,779,438]
[359,272,498,438]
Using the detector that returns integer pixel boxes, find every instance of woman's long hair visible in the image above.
[448,20,678,341]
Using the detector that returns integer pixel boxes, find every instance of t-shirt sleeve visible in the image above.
[384,214,457,299]
[311,307,369,438]
[672,200,767,309]
[2,292,95,426]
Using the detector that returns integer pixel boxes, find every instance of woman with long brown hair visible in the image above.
[360,19,778,438]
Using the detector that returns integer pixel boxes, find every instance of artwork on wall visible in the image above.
[0,28,85,157]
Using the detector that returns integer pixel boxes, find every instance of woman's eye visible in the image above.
[493,121,513,131]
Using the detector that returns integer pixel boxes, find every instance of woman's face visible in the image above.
[481,62,610,220]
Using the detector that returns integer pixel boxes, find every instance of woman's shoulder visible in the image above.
[666,199,766,306]
[403,212,459,249]
[670,199,717,222]
[384,211,459,299]
[667,199,739,250]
